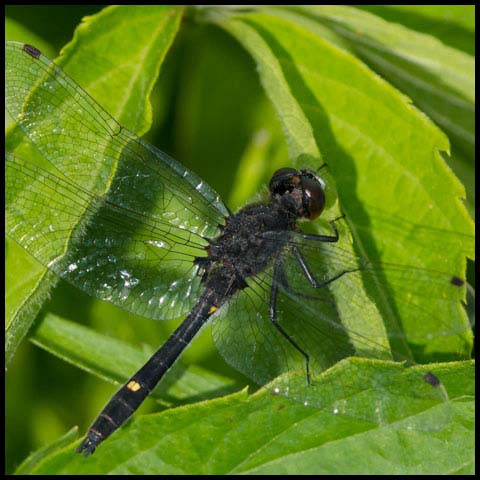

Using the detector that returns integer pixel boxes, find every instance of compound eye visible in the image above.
[269,168,300,196]
[302,175,325,220]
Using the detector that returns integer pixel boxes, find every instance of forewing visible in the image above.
[5,41,228,232]
[6,40,230,320]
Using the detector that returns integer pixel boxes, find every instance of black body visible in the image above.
[77,168,334,455]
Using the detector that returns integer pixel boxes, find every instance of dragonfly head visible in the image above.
[269,167,326,220]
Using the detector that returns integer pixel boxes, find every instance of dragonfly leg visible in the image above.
[275,260,335,307]
[270,257,311,386]
[296,217,341,242]
[292,243,357,289]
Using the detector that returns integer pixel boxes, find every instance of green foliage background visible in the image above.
[5,5,474,474]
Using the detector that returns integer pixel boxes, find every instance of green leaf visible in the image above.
[26,360,474,474]
[58,5,185,135]
[279,5,475,215]
[214,10,473,358]
[5,5,184,365]
[31,313,239,406]
[356,5,475,55]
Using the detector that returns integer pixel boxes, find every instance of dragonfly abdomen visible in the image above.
[76,287,223,456]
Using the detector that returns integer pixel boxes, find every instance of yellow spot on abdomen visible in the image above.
[209,305,217,314]
[127,380,141,392]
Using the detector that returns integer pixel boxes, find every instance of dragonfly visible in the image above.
[5,41,471,456]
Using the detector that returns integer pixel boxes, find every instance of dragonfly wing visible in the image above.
[211,260,356,387]
[6,152,210,320]
[211,241,454,429]
[5,42,228,233]
[290,232,472,362]
[6,41,230,319]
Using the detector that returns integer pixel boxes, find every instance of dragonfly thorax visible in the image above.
[198,202,295,294]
